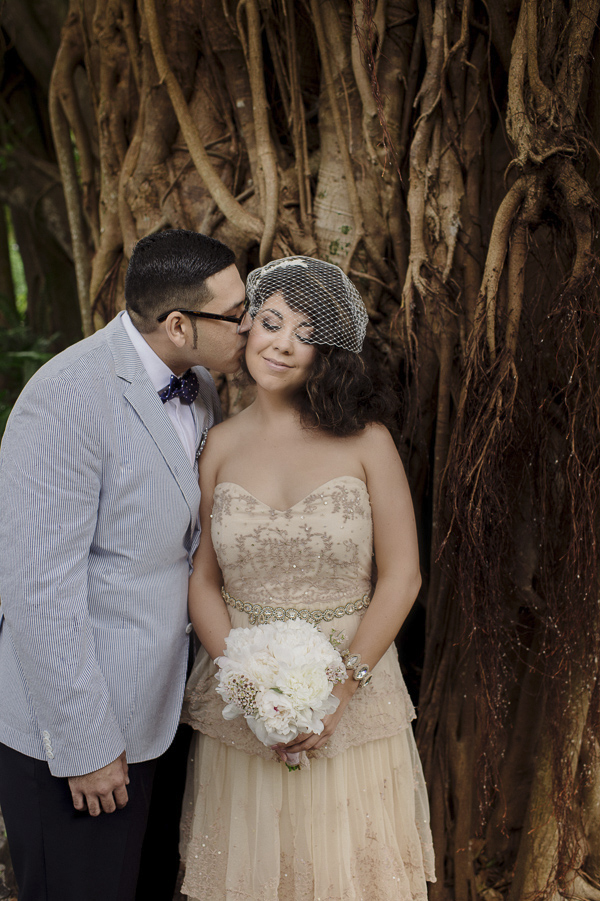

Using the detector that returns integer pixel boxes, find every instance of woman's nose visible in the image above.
[273,329,295,351]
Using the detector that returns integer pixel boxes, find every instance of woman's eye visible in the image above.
[296,333,313,344]
[260,318,279,331]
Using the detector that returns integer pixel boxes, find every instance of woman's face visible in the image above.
[245,293,317,394]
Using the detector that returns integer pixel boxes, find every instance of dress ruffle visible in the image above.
[181,728,435,901]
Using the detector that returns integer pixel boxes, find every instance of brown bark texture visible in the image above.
[2,1,600,899]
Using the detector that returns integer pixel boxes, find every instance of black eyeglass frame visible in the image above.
[157,306,248,325]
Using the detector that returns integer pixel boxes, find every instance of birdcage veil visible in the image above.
[245,256,368,353]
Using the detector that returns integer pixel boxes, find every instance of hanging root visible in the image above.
[536,266,600,898]
[143,0,263,242]
[49,12,93,337]
[440,253,600,857]
[237,0,279,263]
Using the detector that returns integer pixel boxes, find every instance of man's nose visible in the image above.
[237,311,253,334]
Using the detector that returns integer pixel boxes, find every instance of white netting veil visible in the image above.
[245,256,369,353]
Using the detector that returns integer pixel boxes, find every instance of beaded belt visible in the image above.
[221,588,371,626]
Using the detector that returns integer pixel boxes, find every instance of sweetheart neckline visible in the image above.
[213,475,368,513]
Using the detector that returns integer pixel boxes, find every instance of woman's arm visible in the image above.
[277,424,421,756]
[188,433,233,660]
[343,422,422,667]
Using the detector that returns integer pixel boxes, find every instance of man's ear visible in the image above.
[162,312,189,348]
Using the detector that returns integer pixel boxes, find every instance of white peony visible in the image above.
[213,620,347,756]
[275,665,331,707]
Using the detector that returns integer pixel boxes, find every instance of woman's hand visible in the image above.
[271,677,359,761]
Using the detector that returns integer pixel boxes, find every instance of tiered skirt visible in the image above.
[181,725,435,901]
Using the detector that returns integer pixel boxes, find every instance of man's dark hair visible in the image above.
[125,229,236,331]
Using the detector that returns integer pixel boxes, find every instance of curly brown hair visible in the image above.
[242,338,398,437]
[298,341,398,437]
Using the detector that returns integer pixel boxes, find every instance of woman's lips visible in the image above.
[263,357,293,371]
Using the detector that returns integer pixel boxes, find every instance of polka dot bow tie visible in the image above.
[158,369,199,405]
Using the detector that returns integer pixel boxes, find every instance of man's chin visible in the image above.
[224,349,247,374]
[210,360,244,376]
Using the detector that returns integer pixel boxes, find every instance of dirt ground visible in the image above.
[0,812,17,901]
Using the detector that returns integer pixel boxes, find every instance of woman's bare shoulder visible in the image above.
[203,406,254,461]
[354,422,397,454]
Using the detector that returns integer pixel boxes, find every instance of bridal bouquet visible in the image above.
[214,620,347,769]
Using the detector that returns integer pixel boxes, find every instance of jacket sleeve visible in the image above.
[0,374,126,777]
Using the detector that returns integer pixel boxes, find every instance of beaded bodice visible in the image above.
[211,476,373,608]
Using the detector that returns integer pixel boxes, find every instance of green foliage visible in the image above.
[0,141,16,173]
[0,121,32,176]
[5,205,27,314]
[0,298,56,437]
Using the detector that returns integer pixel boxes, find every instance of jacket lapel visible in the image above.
[104,315,200,519]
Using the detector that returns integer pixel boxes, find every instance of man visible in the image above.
[0,230,249,901]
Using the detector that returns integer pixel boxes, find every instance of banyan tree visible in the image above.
[1,0,599,898]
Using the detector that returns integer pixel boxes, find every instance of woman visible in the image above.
[181,256,435,900]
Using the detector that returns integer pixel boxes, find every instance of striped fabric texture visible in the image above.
[0,314,220,777]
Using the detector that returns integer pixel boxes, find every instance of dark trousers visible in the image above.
[135,724,192,901]
[0,727,192,901]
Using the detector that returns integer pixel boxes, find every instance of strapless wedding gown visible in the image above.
[181,476,435,901]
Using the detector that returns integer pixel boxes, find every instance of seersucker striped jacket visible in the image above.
[0,313,221,777]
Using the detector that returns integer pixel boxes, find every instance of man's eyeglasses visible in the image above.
[157,303,251,333]
[157,307,248,326]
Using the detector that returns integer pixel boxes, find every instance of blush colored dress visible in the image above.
[181,476,435,901]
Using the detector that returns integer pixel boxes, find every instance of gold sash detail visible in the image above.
[221,588,372,626]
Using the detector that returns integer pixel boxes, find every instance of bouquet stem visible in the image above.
[285,751,301,771]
